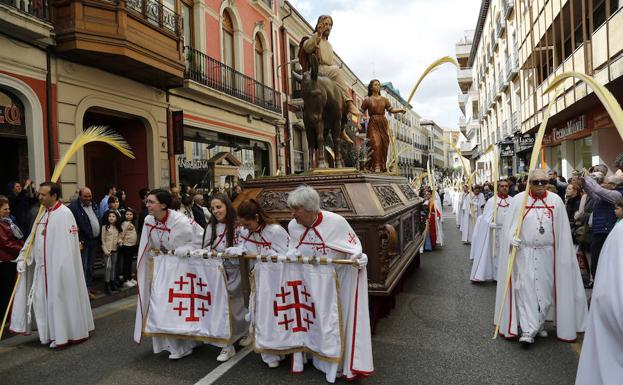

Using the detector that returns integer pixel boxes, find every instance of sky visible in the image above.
[289,0,481,129]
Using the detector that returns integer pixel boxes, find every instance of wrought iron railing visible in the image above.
[503,0,514,18]
[126,0,180,35]
[1,0,48,20]
[184,46,282,113]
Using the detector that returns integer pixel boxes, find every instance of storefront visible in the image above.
[542,107,622,178]
[177,125,270,194]
[498,139,515,177]
[514,132,534,175]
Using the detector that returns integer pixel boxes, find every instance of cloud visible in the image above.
[288,0,481,128]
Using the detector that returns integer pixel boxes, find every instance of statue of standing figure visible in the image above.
[360,80,406,172]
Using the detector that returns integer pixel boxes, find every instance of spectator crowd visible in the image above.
[0,179,241,308]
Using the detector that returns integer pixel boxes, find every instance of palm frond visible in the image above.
[52,125,135,182]
[545,71,623,144]
[405,56,459,107]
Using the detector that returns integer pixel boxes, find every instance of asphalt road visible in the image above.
[0,207,581,385]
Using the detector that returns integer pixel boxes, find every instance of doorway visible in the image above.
[83,109,149,210]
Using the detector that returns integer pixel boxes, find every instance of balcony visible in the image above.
[0,0,53,44]
[503,0,514,19]
[505,55,519,81]
[185,47,282,113]
[457,67,473,83]
[511,111,520,133]
[53,0,185,88]
[458,92,468,111]
[455,41,471,58]
[496,18,506,38]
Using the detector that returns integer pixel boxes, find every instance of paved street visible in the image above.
[0,207,580,385]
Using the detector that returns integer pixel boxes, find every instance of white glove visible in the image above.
[174,246,192,257]
[225,246,245,257]
[263,249,277,258]
[16,260,26,273]
[286,249,301,261]
[510,238,522,248]
[353,252,368,269]
[190,249,208,258]
[488,221,497,229]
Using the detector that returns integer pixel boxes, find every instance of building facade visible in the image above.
[420,119,446,171]
[380,82,425,178]
[459,0,623,181]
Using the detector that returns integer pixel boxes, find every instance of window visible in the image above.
[222,11,235,69]
[181,1,193,48]
[289,41,301,98]
[254,35,265,85]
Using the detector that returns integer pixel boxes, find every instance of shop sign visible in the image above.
[0,89,26,136]
[499,142,515,157]
[553,115,585,141]
[518,133,535,149]
[178,157,209,170]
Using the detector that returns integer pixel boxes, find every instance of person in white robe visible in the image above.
[470,180,513,282]
[461,186,485,244]
[287,186,373,383]
[11,182,94,348]
[455,185,468,229]
[575,201,623,385]
[133,189,204,359]
[236,198,290,368]
[196,193,249,362]
[494,169,587,345]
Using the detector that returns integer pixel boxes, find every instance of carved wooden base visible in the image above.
[235,171,426,297]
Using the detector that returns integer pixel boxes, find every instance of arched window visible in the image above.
[254,34,265,85]
[222,11,235,69]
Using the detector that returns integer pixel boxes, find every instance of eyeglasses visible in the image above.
[530,180,548,186]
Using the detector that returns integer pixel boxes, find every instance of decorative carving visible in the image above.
[378,224,399,280]
[258,191,290,212]
[373,185,402,209]
[402,216,414,248]
[398,184,418,200]
[258,188,350,212]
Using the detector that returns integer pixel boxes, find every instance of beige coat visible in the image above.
[101,225,119,255]
[120,221,138,247]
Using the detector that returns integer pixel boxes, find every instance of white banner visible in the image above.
[252,262,342,362]
[144,255,232,343]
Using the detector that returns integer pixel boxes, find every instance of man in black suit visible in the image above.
[68,187,100,299]
[190,193,208,228]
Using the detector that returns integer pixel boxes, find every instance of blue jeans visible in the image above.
[81,238,98,289]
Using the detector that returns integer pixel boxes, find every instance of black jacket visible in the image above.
[191,204,207,229]
[68,199,100,242]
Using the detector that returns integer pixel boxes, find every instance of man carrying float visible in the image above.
[284,185,373,382]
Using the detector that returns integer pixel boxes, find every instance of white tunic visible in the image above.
[494,191,587,340]
[288,211,373,383]
[461,192,485,242]
[240,223,289,365]
[470,195,513,281]
[11,202,94,346]
[576,220,623,385]
[203,222,249,344]
[133,209,204,355]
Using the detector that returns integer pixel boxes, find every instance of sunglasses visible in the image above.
[530,179,548,186]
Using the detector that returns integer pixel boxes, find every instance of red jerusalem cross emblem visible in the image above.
[273,280,316,333]
[168,273,211,322]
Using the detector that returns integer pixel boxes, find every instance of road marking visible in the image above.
[193,346,253,385]
[0,296,137,350]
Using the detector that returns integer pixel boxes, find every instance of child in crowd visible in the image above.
[101,210,122,295]
[108,195,121,217]
[119,208,138,288]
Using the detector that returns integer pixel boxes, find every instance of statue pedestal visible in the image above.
[236,171,425,331]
